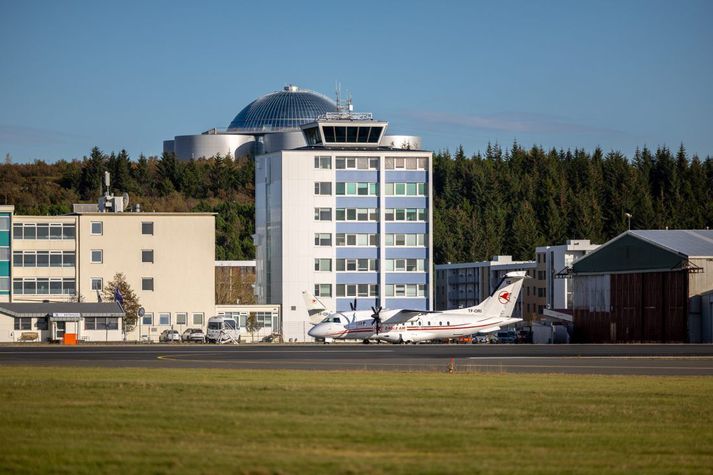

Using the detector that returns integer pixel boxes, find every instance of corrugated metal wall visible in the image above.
[573,271,688,342]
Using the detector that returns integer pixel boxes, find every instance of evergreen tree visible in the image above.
[78,147,106,200]
[509,200,541,260]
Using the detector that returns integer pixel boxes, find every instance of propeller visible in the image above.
[370,306,383,334]
[349,298,357,312]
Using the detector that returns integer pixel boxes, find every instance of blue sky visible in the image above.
[1,0,711,162]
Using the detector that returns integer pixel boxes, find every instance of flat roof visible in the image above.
[0,302,125,318]
[216,260,256,267]
[436,260,535,270]
[13,212,216,218]
[292,145,430,153]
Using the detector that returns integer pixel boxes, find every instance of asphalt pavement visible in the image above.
[1,343,712,375]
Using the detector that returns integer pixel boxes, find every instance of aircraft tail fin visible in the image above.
[479,271,527,318]
[444,271,527,317]
[302,291,328,320]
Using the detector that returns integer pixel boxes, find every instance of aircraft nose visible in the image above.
[308,324,326,338]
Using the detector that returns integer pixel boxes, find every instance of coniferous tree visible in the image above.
[510,200,541,260]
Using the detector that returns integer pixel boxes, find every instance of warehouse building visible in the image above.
[570,230,713,343]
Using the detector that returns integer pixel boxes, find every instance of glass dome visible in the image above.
[227,85,337,131]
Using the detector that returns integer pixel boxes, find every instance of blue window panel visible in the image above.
[335,223,379,234]
[385,171,428,182]
[384,197,428,208]
[0,232,9,247]
[385,248,428,259]
[335,171,378,182]
[384,223,428,234]
[337,298,378,312]
[386,298,428,311]
[385,273,428,285]
[0,261,9,275]
[336,248,379,259]
[336,197,379,208]
[336,273,379,284]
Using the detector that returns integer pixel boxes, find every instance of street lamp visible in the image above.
[625,212,632,230]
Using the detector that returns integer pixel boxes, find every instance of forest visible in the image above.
[1,143,711,263]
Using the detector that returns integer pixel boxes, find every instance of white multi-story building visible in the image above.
[435,256,536,318]
[534,239,599,317]
[245,93,432,341]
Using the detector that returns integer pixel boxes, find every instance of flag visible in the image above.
[114,288,124,306]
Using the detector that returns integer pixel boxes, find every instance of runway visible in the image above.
[1,344,713,375]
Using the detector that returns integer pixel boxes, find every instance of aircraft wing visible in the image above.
[381,309,433,324]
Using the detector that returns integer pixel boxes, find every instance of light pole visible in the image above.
[625,212,632,231]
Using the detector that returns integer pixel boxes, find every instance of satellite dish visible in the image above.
[123,192,130,207]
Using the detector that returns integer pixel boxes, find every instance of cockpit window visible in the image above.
[320,316,343,323]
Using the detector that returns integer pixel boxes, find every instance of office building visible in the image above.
[435,256,535,318]
[2,196,216,342]
[526,239,599,320]
[236,88,431,341]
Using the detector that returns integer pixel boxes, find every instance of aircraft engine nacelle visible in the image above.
[375,332,402,343]
[376,332,435,344]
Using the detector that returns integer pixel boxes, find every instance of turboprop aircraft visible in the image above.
[305,271,528,343]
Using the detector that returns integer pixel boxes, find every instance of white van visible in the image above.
[206,316,240,344]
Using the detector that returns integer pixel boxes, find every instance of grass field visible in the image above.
[0,367,711,474]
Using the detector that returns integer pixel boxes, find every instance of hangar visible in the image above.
[570,230,713,343]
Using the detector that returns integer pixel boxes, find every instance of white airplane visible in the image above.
[304,271,528,344]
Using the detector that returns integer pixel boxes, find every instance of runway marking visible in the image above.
[0,349,395,356]
[154,354,713,372]
[155,359,713,372]
[467,356,713,360]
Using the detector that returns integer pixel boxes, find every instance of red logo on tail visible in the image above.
[498,291,511,304]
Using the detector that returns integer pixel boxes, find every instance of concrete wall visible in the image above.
[75,213,215,342]
[173,134,255,160]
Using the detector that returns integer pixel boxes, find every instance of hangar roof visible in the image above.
[571,229,713,275]
[0,302,124,318]
[629,230,713,258]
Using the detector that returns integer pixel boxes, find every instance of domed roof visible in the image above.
[228,85,337,131]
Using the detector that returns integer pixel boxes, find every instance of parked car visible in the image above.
[516,329,533,344]
[496,330,517,344]
[261,333,281,343]
[159,329,181,343]
[182,328,206,343]
[472,333,490,344]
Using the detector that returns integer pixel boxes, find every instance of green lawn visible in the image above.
[0,367,711,474]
